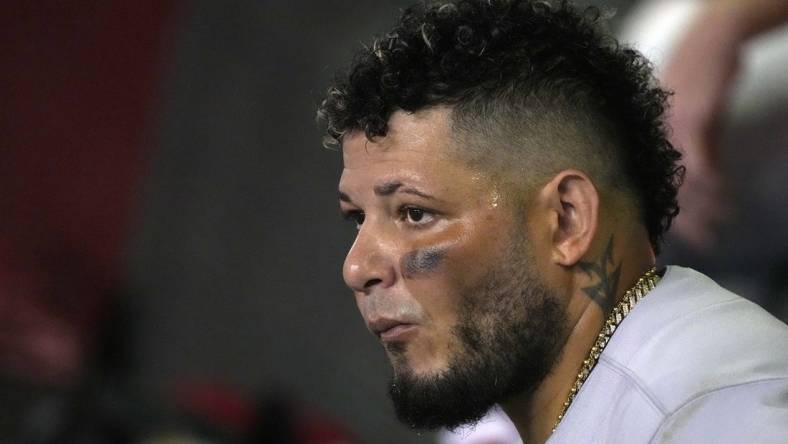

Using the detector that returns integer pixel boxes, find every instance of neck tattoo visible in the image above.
[553,267,660,433]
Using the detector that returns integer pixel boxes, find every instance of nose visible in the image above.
[343,223,397,293]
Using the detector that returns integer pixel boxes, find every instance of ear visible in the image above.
[540,170,599,267]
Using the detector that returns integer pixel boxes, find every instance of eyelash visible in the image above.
[398,206,434,227]
[341,206,435,229]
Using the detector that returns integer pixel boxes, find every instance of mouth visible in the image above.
[369,318,418,342]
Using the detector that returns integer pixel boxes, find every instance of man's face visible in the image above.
[338,107,566,430]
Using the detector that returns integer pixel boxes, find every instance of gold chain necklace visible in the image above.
[553,267,660,433]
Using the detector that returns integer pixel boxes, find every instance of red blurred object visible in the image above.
[297,410,362,444]
[0,1,177,385]
[174,381,258,436]
[173,380,361,444]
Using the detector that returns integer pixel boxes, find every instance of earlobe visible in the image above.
[544,170,599,267]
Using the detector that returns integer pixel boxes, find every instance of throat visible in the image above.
[500,298,603,444]
[501,267,660,444]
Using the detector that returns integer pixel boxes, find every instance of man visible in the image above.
[317,1,788,443]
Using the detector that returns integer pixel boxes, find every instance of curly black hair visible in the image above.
[318,0,684,253]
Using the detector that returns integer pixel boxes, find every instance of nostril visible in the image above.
[364,278,382,289]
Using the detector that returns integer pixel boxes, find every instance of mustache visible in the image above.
[359,293,424,324]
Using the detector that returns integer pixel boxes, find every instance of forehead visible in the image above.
[341,107,456,169]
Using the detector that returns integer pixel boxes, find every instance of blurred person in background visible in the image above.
[621,0,788,321]
[319,1,788,443]
[626,0,788,250]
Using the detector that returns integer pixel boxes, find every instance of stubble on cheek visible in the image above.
[396,243,472,374]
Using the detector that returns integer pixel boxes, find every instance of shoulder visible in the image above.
[649,377,788,443]
[607,266,788,406]
[553,266,788,443]
[606,266,788,439]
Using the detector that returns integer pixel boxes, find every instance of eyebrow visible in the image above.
[338,180,436,204]
[374,180,435,200]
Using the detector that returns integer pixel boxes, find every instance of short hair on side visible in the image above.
[317,0,684,253]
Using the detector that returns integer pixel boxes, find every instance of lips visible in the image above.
[368,318,417,342]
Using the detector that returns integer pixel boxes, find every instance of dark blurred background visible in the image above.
[3,1,785,443]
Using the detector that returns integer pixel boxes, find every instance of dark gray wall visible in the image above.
[127,1,427,442]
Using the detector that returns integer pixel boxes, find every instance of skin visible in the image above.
[338,107,656,444]
[400,247,448,280]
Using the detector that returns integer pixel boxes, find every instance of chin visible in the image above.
[385,338,451,376]
[388,353,496,431]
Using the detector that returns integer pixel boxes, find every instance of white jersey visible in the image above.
[550,266,788,443]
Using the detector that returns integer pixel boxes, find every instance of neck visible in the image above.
[501,231,656,444]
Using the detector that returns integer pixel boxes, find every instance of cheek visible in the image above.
[395,220,511,372]
[398,225,463,295]
[403,226,509,329]
[400,247,448,279]
[398,224,495,318]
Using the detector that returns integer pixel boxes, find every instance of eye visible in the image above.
[407,207,425,222]
[401,206,435,226]
[343,210,365,229]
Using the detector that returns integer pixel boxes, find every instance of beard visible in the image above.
[387,232,568,431]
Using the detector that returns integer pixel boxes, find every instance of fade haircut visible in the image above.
[317,0,684,253]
